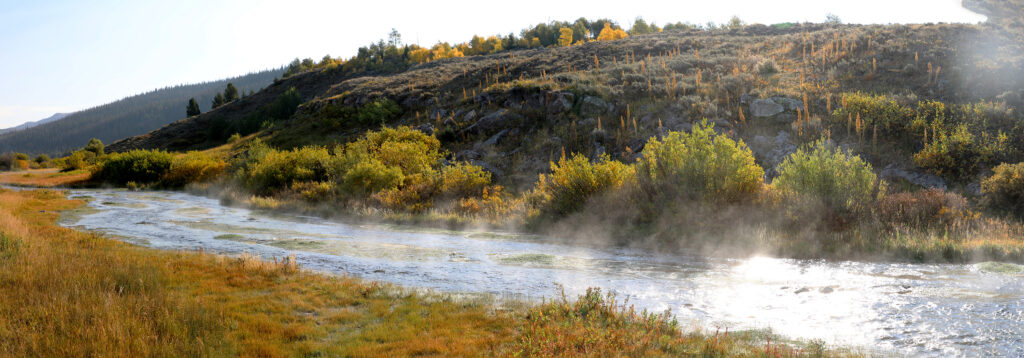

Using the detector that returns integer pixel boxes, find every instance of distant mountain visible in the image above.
[0,68,285,155]
[0,113,69,135]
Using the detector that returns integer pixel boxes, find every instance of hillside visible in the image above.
[111,14,1024,190]
[0,68,283,156]
[0,113,68,135]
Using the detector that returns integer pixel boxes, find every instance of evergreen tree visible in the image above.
[224,83,239,102]
[186,98,201,117]
[212,93,225,109]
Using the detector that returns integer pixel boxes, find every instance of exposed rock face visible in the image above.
[746,96,803,123]
[580,96,611,117]
[750,131,798,178]
[463,109,523,135]
[880,165,947,190]
[546,91,575,114]
[749,99,784,118]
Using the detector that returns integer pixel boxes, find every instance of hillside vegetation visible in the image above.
[0,68,283,156]
[41,2,1024,262]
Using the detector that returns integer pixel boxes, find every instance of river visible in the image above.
[59,188,1024,357]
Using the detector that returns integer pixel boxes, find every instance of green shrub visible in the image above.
[440,162,491,198]
[531,153,634,218]
[635,120,763,205]
[14,153,29,161]
[981,162,1024,219]
[774,139,876,219]
[93,150,174,185]
[913,124,995,181]
[237,145,333,196]
[321,98,402,128]
[337,126,442,193]
[160,152,227,188]
[340,157,404,195]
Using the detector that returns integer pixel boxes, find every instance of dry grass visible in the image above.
[0,188,859,357]
[0,168,91,187]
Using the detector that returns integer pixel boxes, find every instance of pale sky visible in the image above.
[0,0,985,129]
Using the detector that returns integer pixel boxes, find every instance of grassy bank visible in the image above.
[0,168,90,188]
[0,188,858,356]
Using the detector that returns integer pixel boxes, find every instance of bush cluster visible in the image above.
[982,162,1024,219]
[635,120,764,205]
[875,188,972,231]
[530,153,634,218]
[92,150,225,188]
[773,139,876,225]
[233,126,496,212]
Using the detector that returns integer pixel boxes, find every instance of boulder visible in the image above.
[770,97,804,112]
[749,99,784,118]
[546,91,575,114]
[580,96,611,117]
[463,109,523,135]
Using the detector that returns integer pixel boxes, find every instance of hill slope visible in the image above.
[0,113,68,135]
[0,68,283,156]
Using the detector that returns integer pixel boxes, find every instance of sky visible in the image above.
[0,0,986,129]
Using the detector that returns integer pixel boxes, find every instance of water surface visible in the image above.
[62,189,1024,357]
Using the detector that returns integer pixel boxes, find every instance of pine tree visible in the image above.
[224,83,239,102]
[186,98,201,117]
[212,93,225,109]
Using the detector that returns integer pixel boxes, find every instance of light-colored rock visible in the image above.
[880,165,947,190]
[750,99,784,117]
[581,96,610,117]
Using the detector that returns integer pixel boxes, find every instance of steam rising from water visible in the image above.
[64,189,1024,357]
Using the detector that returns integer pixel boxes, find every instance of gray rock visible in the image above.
[770,97,804,112]
[749,99,784,117]
[415,124,434,135]
[470,160,503,179]
[482,129,509,146]
[464,109,523,135]
[740,93,753,105]
[463,110,477,122]
[880,165,947,190]
[546,91,575,114]
[456,150,481,160]
[580,96,611,117]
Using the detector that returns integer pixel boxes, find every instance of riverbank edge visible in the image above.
[0,187,863,356]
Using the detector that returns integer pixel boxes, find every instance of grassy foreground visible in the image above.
[0,188,858,357]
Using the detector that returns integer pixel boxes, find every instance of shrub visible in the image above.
[913,124,994,181]
[59,151,90,172]
[160,152,228,188]
[774,139,876,220]
[440,162,491,198]
[981,162,1024,219]
[531,153,634,218]
[33,154,51,167]
[92,150,174,185]
[876,189,972,231]
[0,153,15,171]
[237,146,333,196]
[336,126,442,196]
[635,120,763,205]
[290,181,336,202]
[14,153,28,161]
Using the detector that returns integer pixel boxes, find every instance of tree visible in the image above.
[596,23,628,41]
[224,83,239,102]
[630,17,652,35]
[84,138,104,156]
[826,13,842,25]
[727,16,745,30]
[388,28,402,48]
[186,98,201,117]
[557,27,573,47]
[212,93,225,109]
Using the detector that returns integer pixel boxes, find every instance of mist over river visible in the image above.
[61,189,1024,357]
